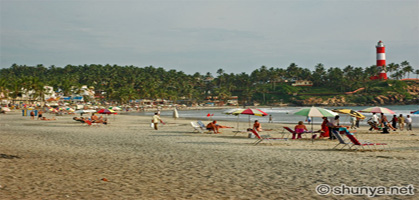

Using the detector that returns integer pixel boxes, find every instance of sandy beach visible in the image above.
[1,111,418,199]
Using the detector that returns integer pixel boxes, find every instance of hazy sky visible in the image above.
[1,0,418,75]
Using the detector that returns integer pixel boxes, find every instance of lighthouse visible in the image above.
[372,41,388,80]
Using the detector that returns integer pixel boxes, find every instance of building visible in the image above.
[292,80,313,87]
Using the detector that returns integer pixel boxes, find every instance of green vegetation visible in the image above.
[0,62,417,105]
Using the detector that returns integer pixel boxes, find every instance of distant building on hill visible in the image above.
[292,80,313,87]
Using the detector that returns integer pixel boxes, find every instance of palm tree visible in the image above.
[390,70,404,80]
[312,63,326,86]
[0,78,9,100]
[400,60,413,79]
[387,63,397,77]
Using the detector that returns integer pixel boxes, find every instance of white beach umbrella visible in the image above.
[173,108,179,119]
[1,107,11,112]
[173,108,179,123]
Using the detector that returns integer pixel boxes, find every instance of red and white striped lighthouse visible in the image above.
[376,40,388,80]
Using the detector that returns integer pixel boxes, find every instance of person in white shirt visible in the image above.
[329,115,340,140]
[372,113,379,124]
[368,113,379,131]
[350,116,357,129]
[406,115,412,131]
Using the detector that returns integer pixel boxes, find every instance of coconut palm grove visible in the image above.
[0,61,418,106]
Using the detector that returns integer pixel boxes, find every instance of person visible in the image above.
[380,113,396,131]
[405,115,412,131]
[37,110,43,120]
[293,121,308,139]
[206,120,220,134]
[398,114,405,131]
[368,113,379,131]
[91,113,99,122]
[306,116,311,125]
[253,120,262,132]
[329,116,340,139]
[355,117,361,128]
[350,116,357,129]
[40,117,56,121]
[152,113,162,130]
[390,115,398,129]
[268,115,273,123]
[30,110,35,120]
[94,116,108,124]
[319,117,330,138]
[73,117,85,123]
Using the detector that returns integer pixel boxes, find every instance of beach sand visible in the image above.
[0,111,418,199]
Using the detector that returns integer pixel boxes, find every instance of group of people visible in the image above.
[73,113,108,125]
[318,116,351,140]
[368,113,412,132]
[30,110,43,120]
[29,110,56,120]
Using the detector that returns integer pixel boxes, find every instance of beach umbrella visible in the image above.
[232,108,268,117]
[232,108,268,128]
[359,106,395,114]
[173,108,179,123]
[97,109,116,114]
[294,107,338,142]
[97,108,117,121]
[223,108,245,115]
[332,109,366,119]
[223,108,245,130]
[1,107,11,112]
[294,107,338,118]
[74,109,96,115]
[173,108,179,118]
[110,106,122,111]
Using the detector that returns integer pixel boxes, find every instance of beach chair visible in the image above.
[331,129,352,150]
[249,129,287,146]
[341,128,389,150]
[283,127,308,139]
[190,122,204,133]
[197,121,206,129]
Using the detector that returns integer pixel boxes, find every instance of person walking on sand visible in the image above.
[398,114,405,131]
[152,113,162,130]
[268,115,273,123]
[405,115,412,131]
[350,116,357,129]
[390,115,398,129]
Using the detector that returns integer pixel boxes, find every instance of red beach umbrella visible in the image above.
[97,109,117,115]
[231,108,268,128]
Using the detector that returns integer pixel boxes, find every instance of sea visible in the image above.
[127,105,419,128]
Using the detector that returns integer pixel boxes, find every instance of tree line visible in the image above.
[0,62,417,105]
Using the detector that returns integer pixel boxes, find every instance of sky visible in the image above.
[1,0,418,75]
